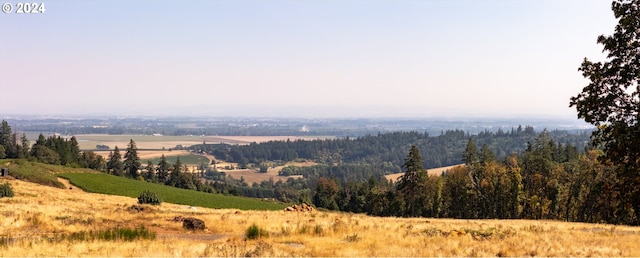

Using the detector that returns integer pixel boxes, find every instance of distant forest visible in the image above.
[4,118,639,225]
[189,126,591,171]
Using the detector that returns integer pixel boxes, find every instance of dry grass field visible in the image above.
[2,177,640,257]
[385,164,464,182]
[221,161,315,185]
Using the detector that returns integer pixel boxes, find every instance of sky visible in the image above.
[0,0,617,118]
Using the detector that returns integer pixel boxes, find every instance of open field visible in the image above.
[59,173,285,211]
[221,160,316,185]
[74,134,333,150]
[2,178,640,256]
[385,164,465,182]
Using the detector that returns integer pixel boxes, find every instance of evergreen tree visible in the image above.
[397,145,427,217]
[143,160,156,182]
[168,156,183,186]
[123,139,141,178]
[480,144,496,164]
[462,138,479,165]
[156,154,170,183]
[68,136,80,165]
[107,146,124,176]
[0,120,15,158]
[20,133,30,159]
[30,134,60,164]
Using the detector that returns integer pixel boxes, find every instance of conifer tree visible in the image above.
[397,145,427,217]
[107,146,124,176]
[124,139,141,179]
[156,154,170,183]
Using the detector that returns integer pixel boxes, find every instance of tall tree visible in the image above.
[20,133,30,159]
[397,145,427,217]
[123,139,141,179]
[156,154,170,183]
[107,146,124,176]
[569,0,640,225]
[168,156,183,186]
[143,160,156,182]
[462,138,479,166]
[0,120,15,158]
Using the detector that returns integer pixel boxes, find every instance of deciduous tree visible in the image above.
[569,0,640,225]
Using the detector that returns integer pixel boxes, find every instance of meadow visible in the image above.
[1,178,639,256]
[58,172,285,211]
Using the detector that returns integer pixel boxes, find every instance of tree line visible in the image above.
[189,126,590,171]
[1,120,105,170]
[311,132,636,225]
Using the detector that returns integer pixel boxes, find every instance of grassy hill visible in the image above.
[59,172,285,210]
[2,178,639,256]
[0,159,285,210]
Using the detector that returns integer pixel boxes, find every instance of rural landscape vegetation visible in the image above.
[1,0,640,256]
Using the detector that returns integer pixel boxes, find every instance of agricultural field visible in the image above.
[58,172,285,211]
[73,134,331,150]
[1,178,640,256]
[219,160,316,185]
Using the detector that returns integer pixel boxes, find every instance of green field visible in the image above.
[145,154,210,165]
[59,173,287,210]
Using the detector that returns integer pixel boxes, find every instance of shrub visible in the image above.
[137,190,162,205]
[246,224,268,240]
[0,182,14,198]
[55,225,156,242]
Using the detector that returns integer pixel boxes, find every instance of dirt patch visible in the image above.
[57,178,85,193]
[158,233,228,241]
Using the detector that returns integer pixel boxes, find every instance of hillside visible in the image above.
[1,178,639,256]
[0,159,285,210]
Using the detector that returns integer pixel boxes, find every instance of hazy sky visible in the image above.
[0,0,617,118]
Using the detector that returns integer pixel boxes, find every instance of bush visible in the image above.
[137,190,162,205]
[246,224,268,240]
[0,182,14,198]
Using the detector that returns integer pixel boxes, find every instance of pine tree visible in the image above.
[462,138,479,165]
[143,160,156,182]
[156,154,170,184]
[123,139,141,179]
[107,146,124,176]
[0,120,15,158]
[397,145,427,217]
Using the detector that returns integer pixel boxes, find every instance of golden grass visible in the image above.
[221,160,316,185]
[385,164,465,182]
[1,177,640,257]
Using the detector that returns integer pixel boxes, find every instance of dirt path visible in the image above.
[158,233,230,241]
[57,178,85,193]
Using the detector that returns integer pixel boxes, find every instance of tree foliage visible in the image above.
[124,139,141,179]
[570,0,640,225]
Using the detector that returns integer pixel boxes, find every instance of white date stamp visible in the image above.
[2,3,46,14]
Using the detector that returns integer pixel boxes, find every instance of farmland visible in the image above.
[73,134,332,150]
[1,177,639,256]
[59,172,286,211]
